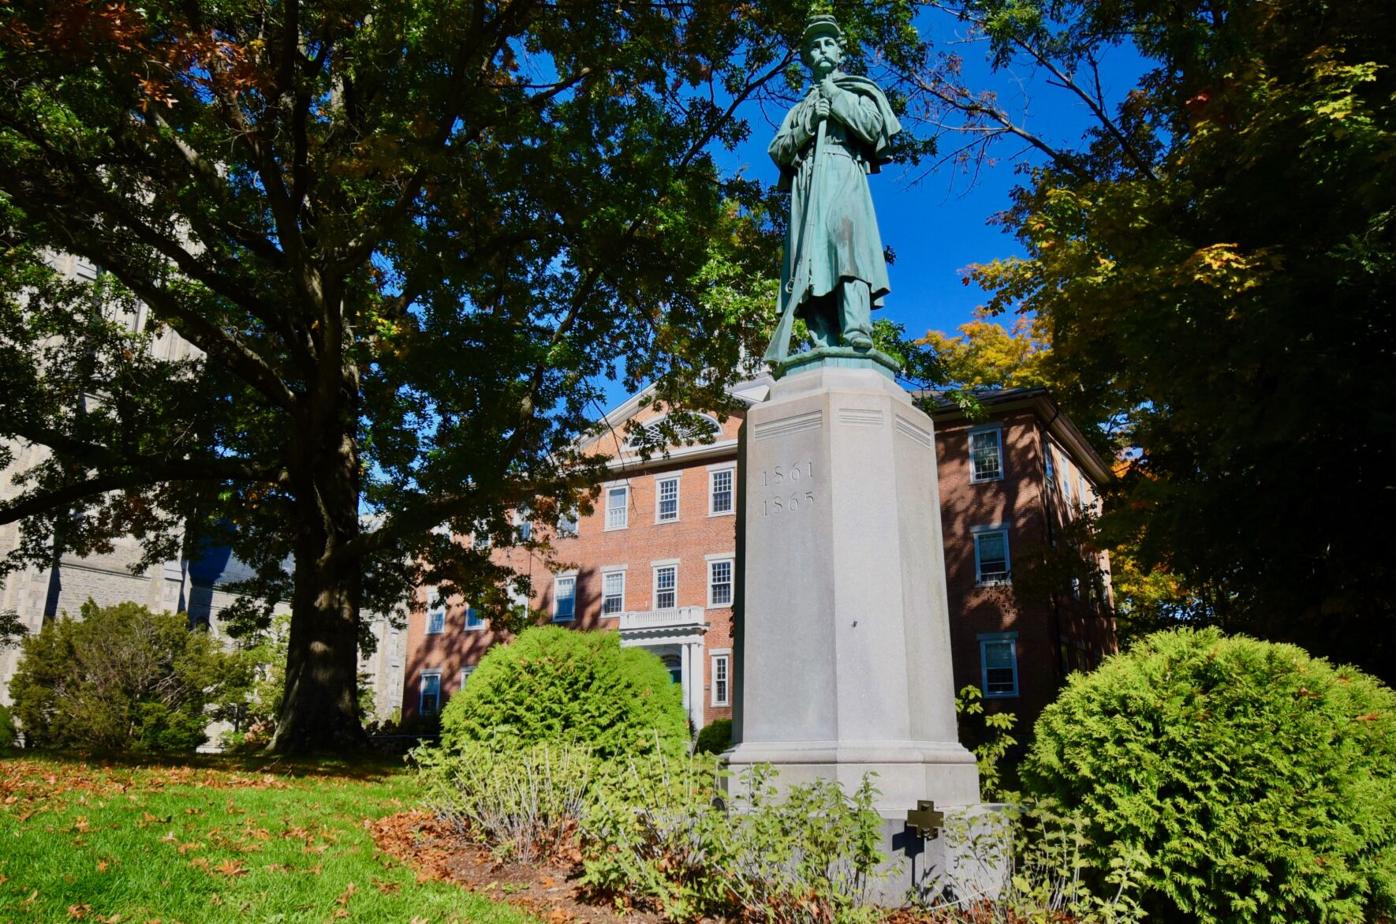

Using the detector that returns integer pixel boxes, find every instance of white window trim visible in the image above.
[553,573,578,623]
[710,649,732,707]
[707,465,736,517]
[655,473,682,524]
[458,666,475,691]
[978,632,1019,699]
[604,482,630,531]
[425,590,446,635]
[419,670,443,716]
[463,604,486,632]
[557,506,580,539]
[969,424,1005,484]
[512,507,534,542]
[706,557,735,609]
[652,562,679,611]
[600,568,626,618]
[972,524,1012,586]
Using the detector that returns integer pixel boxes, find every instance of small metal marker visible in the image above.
[906,799,945,839]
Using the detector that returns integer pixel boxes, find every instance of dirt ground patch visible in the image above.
[370,810,668,924]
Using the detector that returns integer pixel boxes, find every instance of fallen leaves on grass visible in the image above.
[0,759,294,817]
[214,859,247,878]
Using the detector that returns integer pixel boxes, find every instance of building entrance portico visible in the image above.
[619,605,708,731]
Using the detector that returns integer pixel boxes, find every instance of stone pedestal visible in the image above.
[725,362,984,901]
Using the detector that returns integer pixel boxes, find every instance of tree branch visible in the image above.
[927,1,1158,180]
[0,454,287,526]
[914,74,1092,182]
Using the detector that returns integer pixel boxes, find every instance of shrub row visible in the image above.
[418,742,886,923]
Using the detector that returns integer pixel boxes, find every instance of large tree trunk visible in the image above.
[269,525,367,753]
[269,373,368,754]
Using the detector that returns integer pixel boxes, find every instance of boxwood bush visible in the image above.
[439,625,688,759]
[1023,628,1396,923]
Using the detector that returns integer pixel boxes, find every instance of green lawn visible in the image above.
[0,753,537,923]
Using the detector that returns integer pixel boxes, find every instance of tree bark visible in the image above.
[269,368,368,754]
[269,526,367,753]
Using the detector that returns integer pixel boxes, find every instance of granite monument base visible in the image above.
[724,360,999,905]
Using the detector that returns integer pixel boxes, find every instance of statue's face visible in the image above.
[803,33,843,77]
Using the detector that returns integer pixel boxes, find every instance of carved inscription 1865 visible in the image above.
[759,459,815,517]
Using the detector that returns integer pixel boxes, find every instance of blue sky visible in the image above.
[600,12,1151,409]
[725,12,1151,339]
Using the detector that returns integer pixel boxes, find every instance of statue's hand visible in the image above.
[814,96,831,121]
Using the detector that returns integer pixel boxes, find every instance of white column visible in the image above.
[679,641,693,727]
[690,640,705,730]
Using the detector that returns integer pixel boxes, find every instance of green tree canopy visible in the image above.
[0,0,933,751]
[921,0,1396,679]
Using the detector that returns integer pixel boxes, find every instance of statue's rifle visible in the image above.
[804,89,830,309]
[771,85,829,362]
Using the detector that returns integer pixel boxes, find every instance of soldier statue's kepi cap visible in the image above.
[802,14,844,45]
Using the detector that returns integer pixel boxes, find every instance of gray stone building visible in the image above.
[0,252,405,729]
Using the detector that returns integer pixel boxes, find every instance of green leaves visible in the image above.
[932,0,1396,677]
[8,602,253,753]
[437,626,689,761]
[1024,629,1396,923]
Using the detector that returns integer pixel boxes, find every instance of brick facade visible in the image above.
[402,384,1117,735]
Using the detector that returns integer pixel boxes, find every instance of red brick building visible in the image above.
[402,381,1116,733]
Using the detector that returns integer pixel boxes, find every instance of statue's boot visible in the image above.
[840,279,873,350]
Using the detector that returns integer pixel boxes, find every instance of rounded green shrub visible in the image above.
[439,626,688,759]
[1023,627,1396,923]
[695,718,732,755]
[9,601,252,753]
[0,703,16,752]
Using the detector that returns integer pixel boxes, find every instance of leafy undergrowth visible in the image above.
[0,753,539,924]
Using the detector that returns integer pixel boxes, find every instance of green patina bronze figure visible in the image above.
[764,14,902,366]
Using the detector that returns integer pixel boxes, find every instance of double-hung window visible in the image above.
[601,570,626,616]
[978,633,1019,698]
[553,575,576,622]
[969,426,1004,482]
[557,507,579,538]
[459,666,475,690]
[419,671,442,716]
[709,468,734,515]
[425,598,446,635]
[973,527,1012,584]
[708,558,734,608]
[654,563,678,610]
[711,651,731,707]
[605,485,629,530]
[464,606,485,631]
[656,476,680,523]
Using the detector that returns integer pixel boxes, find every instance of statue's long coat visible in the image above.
[764,73,901,362]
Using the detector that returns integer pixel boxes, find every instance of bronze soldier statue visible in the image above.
[764,14,902,364]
